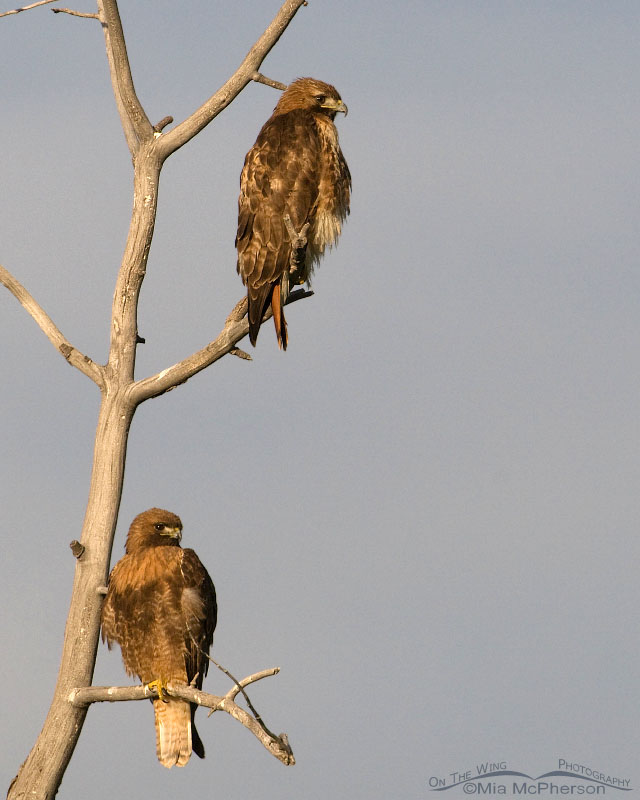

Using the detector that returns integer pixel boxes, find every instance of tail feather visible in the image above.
[154,698,192,768]
[247,282,288,349]
[247,284,273,347]
[191,704,205,759]
[271,283,288,350]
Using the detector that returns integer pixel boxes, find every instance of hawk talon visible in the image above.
[146,679,169,703]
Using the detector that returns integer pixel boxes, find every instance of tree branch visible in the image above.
[252,71,287,91]
[68,670,295,766]
[156,0,306,160]
[97,0,153,154]
[129,288,313,404]
[51,7,99,18]
[0,0,58,17]
[0,262,105,388]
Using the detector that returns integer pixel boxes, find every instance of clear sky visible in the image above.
[2,2,638,798]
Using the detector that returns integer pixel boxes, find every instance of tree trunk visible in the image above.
[9,391,135,800]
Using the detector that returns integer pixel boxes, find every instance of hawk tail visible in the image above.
[153,697,193,768]
[191,704,205,759]
[271,282,288,350]
[247,285,271,347]
[247,283,288,350]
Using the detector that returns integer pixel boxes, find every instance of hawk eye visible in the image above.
[315,94,326,104]
[154,523,164,531]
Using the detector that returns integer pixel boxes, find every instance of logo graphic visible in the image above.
[429,760,632,795]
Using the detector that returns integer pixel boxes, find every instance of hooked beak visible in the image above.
[321,98,348,117]
[161,527,182,542]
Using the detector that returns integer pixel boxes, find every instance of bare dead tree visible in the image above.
[2,2,309,797]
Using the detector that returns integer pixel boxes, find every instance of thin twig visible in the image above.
[182,615,268,728]
[208,657,267,730]
[51,7,98,17]
[0,263,105,388]
[0,0,57,17]
[229,347,252,360]
[207,658,288,756]
[153,115,174,133]
[252,71,287,91]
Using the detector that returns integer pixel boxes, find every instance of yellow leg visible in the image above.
[145,678,169,703]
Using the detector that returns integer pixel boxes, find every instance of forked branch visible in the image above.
[68,668,295,765]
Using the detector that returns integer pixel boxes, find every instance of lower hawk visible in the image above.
[101,508,217,768]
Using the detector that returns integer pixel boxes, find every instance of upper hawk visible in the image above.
[101,508,217,768]
[236,77,351,349]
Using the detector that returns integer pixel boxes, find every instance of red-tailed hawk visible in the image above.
[101,508,217,768]
[236,77,351,349]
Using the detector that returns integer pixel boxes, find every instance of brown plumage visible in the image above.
[101,509,217,768]
[236,77,351,349]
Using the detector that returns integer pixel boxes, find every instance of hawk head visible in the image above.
[274,77,348,119]
[125,508,183,553]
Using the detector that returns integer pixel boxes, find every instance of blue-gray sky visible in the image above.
[2,2,638,798]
